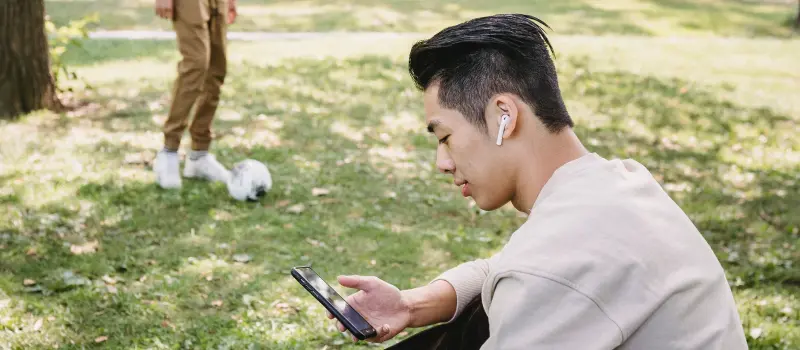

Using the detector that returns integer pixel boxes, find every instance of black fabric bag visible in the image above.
[387,296,489,350]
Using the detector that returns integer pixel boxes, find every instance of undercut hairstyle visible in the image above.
[408,14,574,134]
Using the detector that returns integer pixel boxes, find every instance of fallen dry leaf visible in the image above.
[70,240,99,255]
[335,246,345,253]
[283,223,294,229]
[213,210,233,221]
[26,247,37,256]
[205,275,213,281]
[312,187,330,196]
[23,279,36,286]
[276,200,291,208]
[270,301,299,315]
[33,318,43,331]
[211,300,223,307]
[139,275,147,282]
[287,204,306,214]
[233,253,252,263]
[161,320,174,329]
[370,259,377,266]
[123,152,153,166]
[95,336,108,343]
[146,259,157,265]
[106,285,118,294]
[306,238,322,247]
[101,275,117,285]
[47,316,56,321]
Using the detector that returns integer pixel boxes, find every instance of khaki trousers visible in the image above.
[163,0,228,151]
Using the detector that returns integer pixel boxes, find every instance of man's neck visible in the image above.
[511,128,588,214]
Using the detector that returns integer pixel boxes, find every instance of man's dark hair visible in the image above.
[408,14,573,133]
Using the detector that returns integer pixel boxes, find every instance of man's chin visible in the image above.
[473,196,506,212]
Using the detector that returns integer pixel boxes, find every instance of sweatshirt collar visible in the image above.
[529,152,605,211]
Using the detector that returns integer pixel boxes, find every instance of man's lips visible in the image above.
[460,182,471,197]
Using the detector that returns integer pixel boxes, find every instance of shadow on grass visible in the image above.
[60,39,179,67]
[1,53,798,348]
[641,0,798,37]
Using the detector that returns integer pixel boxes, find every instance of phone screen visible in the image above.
[293,267,373,332]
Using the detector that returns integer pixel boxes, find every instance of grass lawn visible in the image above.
[45,0,800,37]
[3,9,800,350]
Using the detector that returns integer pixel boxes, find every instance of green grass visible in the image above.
[2,28,800,350]
[45,0,800,37]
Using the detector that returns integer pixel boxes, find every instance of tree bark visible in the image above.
[795,0,800,29]
[0,0,62,119]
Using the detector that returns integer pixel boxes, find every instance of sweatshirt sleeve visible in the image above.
[482,271,623,349]
[430,252,502,322]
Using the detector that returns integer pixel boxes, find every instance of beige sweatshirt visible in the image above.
[434,153,748,349]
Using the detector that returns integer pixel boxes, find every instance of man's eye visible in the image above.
[438,135,450,144]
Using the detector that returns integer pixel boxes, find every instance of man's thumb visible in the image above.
[338,275,376,290]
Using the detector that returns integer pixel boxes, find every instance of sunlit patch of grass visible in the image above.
[46,0,799,37]
[552,35,800,117]
[736,287,800,349]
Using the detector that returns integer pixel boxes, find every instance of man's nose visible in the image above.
[436,147,455,174]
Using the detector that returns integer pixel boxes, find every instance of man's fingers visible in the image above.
[365,324,392,343]
[155,7,170,19]
[155,0,173,20]
[326,311,333,319]
[337,275,363,289]
[336,321,345,332]
[338,275,378,291]
[377,324,392,342]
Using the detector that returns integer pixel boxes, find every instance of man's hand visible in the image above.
[155,0,173,20]
[327,275,413,343]
[227,0,237,24]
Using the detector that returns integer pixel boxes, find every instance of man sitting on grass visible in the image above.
[326,14,748,350]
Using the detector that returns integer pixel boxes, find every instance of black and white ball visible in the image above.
[227,159,273,201]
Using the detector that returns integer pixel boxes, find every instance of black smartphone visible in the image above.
[291,266,378,340]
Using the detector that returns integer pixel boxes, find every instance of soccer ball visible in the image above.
[227,159,273,202]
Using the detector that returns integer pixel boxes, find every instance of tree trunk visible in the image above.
[0,0,62,119]
[795,0,800,29]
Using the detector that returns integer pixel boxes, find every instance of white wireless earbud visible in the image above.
[496,114,511,146]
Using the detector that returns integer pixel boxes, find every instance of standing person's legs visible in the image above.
[189,0,227,153]
[154,0,211,189]
[163,8,211,151]
[182,0,231,183]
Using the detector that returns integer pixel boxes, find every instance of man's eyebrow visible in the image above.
[427,120,441,133]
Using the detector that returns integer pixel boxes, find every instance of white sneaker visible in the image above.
[154,150,182,189]
[183,153,231,183]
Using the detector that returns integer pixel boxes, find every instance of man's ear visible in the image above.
[488,95,519,144]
